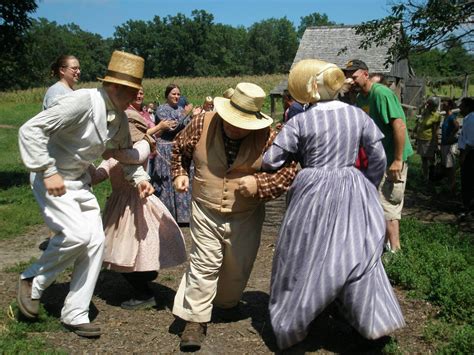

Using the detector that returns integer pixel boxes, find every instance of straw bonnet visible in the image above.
[288,59,346,104]
[98,50,144,89]
[214,82,273,130]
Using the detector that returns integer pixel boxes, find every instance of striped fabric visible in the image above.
[262,101,405,350]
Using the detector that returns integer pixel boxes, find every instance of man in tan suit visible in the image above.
[171,82,297,351]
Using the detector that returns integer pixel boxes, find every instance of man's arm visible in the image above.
[171,114,205,192]
[389,118,406,181]
[253,129,298,201]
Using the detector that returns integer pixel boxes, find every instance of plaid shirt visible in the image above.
[172,113,297,201]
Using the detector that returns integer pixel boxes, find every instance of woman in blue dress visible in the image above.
[262,59,405,350]
[152,84,193,224]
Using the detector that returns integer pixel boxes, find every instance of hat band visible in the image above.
[230,100,268,119]
[106,70,142,85]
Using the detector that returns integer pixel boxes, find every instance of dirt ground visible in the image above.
[0,188,471,354]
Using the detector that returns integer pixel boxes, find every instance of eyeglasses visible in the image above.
[63,66,81,72]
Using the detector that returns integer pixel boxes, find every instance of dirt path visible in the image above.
[0,190,465,353]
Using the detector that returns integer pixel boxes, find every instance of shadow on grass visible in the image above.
[94,269,176,311]
[42,281,99,322]
[0,170,30,189]
[239,291,392,354]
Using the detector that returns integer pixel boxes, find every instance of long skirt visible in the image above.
[151,139,192,224]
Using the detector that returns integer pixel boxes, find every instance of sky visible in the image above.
[33,0,392,38]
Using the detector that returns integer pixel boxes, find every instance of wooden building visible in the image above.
[270,25,425,118]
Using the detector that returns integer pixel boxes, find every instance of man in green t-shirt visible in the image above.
[344,59,414,252]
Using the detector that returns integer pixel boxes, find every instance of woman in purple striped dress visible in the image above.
[262,59,405,350]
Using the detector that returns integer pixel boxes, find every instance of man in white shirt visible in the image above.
[16,51,154,338]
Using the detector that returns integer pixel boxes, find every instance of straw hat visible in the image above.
[288,59,346,104]
[222,87,235,99]
[204,96,213,104]
[98,51,144,89]
[214,83,273,130]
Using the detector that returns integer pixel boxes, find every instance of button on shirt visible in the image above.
[19,88,149,185]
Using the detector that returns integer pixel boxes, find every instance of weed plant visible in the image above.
[0,303,65,353]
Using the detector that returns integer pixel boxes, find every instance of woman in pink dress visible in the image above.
[90,109,186,310]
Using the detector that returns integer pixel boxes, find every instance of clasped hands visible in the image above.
[173,175,258,197]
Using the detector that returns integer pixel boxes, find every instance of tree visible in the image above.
[355,0,474,63]
[0,0,38,90]
[297,12,338,39]
[22,19,111,88]
[247,18,298,74]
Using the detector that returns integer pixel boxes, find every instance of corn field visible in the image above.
[0,74,287,114]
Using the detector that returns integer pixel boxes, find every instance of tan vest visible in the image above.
[192,112,269,213]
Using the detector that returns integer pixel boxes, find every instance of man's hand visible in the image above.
[173,176,189,192]
[388,159,403,182]
[137,181,154,198]
[44,173,66,197]
[238,175,258,197]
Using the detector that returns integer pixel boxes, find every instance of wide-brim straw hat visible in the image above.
[214,82,273,130]
[288,59,346,104]
[98,51,144,90]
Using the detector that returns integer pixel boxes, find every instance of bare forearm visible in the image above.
[392,119,406,162]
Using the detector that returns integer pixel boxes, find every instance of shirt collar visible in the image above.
[99,87,116,111]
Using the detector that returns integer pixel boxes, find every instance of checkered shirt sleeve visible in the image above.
[254,129,298,201]
[171,114,204,179]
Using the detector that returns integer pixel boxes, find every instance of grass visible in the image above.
[0,303,65,354]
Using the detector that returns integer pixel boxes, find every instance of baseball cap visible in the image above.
[343,59,369,72]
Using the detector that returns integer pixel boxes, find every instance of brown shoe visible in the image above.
[17,276,39,319]
[180,321,207,352]
[62,322,101,338]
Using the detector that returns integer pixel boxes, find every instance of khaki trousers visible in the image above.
[173,200,264,323]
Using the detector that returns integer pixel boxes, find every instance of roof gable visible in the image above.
[293,26,395,74]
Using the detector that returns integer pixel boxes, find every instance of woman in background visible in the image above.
[43,55,81,110]
[152,84,195,224]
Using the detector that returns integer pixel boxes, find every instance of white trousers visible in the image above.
[173,200,264,323]
[22,172,105,325]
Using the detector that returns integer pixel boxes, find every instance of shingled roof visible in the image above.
[292,25,396,75]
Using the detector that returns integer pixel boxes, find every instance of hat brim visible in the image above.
[214,97,273,130]
[97,76,142,90]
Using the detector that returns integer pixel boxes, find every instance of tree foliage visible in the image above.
[297,12,338,39]
[0,0,38,90]
[410,37,474,78]
[355,0,474,63]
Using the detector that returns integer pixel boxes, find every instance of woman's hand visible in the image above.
[158,120,178,132]
[44,173,66,196]
[193,106,204,116]
[137,181,155,198]
[173,176,189,192]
